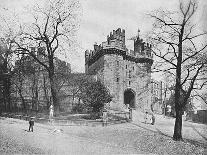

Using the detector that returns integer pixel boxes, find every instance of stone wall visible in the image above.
[101,53,152,111]
[85,28,153,112]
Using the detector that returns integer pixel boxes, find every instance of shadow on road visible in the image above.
[190,125,207,141]
[156,126,207,149]
[131,122,155,133]
[131,122,207,149]
[155,128,172,139]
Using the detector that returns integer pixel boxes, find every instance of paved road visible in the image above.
[132,110,207,145]
[0,115,206,155]
[0,117,148,155]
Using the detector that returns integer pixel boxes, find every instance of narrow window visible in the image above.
[117,61,119,66]
[132,66,134,71]
[116,78,119,82]
[129,81,131,85]
[126,65,127,69]
[129,70,131,78]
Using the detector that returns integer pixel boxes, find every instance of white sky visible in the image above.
[0,0,206,73]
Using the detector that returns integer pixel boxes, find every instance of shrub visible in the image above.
[80,80,112,115]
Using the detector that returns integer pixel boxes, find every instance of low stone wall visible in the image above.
[0,112,128,127]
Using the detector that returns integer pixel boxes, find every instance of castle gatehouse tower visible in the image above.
[85,28,153,111]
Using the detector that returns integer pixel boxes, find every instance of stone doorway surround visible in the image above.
[124,88,136,108]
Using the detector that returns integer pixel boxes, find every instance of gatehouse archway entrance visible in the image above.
[124,89,135,108]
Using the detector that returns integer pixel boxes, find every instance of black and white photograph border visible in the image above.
[0,0,207,154]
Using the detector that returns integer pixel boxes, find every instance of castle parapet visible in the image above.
[85,28,153,65]
[106,28,126,50]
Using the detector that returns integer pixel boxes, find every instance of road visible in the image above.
[0,117,148,155]
[132,110,207,145]
[0,116,206,154]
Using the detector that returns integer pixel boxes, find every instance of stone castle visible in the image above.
[85,28,153,111]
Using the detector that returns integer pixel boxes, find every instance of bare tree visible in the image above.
[0,7,26,112]
[11,55,35,113]
[148,0,207,140]
[14,0,80,114]
[0,28,17,111]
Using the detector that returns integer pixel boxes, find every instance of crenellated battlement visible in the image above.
[107,28,125,45]
[133,36,152,58]
[85,28,153,66]
[85,28,153,112]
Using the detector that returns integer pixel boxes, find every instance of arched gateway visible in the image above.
[85,28,153,110]
[124,89,135,108]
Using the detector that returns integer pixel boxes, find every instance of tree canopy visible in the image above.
[148,0,207,140]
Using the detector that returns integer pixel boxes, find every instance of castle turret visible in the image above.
[134,37,152,57]
[105,28,126,50]
[85,50,90,62]
[94,43,99,51]
[134,37,142,54]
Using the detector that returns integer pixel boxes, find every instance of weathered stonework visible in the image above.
[85,28,153,111]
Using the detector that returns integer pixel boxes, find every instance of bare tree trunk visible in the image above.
[33,86,38,111]
[48,55,59,115]
[173,80,183,140]
[173,109,183,140]
[2,62,11,112]
[2,82,8,111]
[173,33,183,141]
[19,91,26,114]
[5,78,11,112]
[163,84,168,116]
[43,75,50,109]
[49,72,59,115]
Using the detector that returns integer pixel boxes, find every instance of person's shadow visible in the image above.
[23,129,30,132]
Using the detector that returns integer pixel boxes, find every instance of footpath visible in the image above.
[132,110,207,147]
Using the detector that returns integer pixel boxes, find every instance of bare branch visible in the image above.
[182,43,207,63]
[149,14,181,34]
[181,68,190,86]
[151,48,177,67]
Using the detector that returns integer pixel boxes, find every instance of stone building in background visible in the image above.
[11,47,72,112]
[151,80,165,114]
[85,28,153,111]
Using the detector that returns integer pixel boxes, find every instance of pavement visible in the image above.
[0,117,151,155]
[131,110,207,146]
[0,111,206,155]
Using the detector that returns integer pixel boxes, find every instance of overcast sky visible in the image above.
[0,0,206,72]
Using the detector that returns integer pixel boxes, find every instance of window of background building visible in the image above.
[132,66,134,71]
[116,78,119,82]
[117,61,119,67]
[126,65,127,69]
[129,81,131,85]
